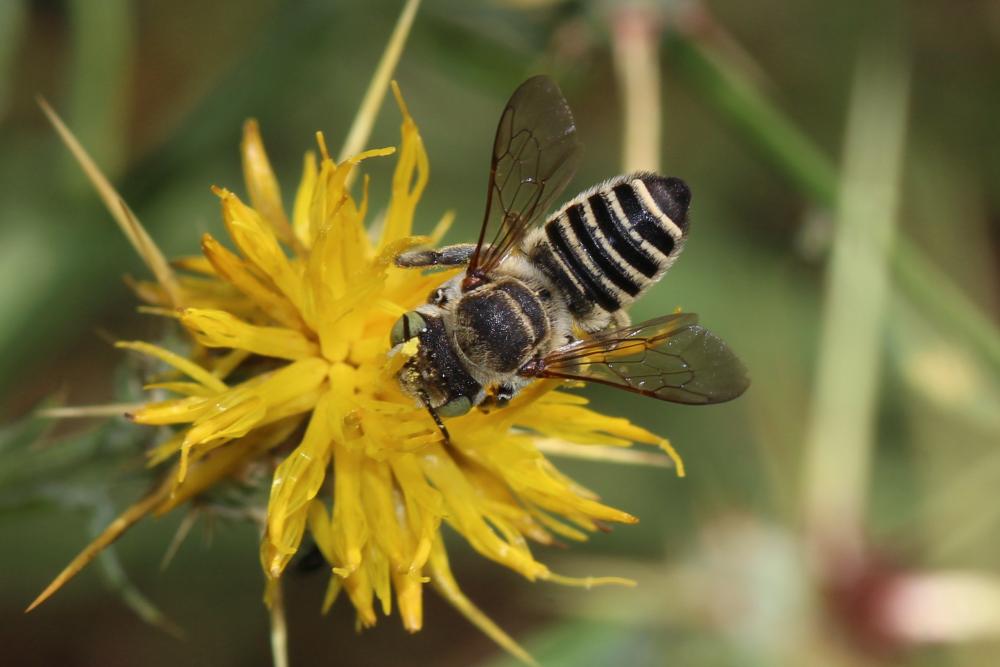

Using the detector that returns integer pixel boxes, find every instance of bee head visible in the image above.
[391,311,483,419]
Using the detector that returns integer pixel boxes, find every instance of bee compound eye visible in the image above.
[390,311,427,346]
[432,288,447,305]
[390,317,407,346]
[437,395,472,418]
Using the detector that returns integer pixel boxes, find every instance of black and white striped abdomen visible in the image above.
[526,172,691,324]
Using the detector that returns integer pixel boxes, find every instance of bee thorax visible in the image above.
[454,278,550,374]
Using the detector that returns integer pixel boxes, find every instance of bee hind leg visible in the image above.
[577,308,631,334]
[610,310,631,329]
[395,243,477,268]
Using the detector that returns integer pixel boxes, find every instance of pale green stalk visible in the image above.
[338,0,421,181]
[801,43,910,547]
[66,0,133,183]
[666,28,1000,377]
[612,5,662,173]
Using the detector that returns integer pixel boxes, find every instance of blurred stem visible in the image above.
[611,4,661,173]
[923,442,1000,562]
[65,0,133,186]
[91,497,184,638]
[665,24,1000,376]
[269,578,289,667]
[663,29,836,206]
[801,42,909,550]
[338,0,420,185]
[0,0,27,120]
[892,236,1000,371]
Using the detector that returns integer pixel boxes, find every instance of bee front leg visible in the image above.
[495,383,515,407]
[476,383,517,412]
[395,243,478,268]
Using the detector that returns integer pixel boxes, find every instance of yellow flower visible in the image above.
[30,7,684,664]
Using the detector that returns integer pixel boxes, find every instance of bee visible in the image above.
[392,76,748,435]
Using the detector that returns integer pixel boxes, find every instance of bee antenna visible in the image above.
[416,389,450,444]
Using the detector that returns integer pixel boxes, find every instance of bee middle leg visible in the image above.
[396,243,477,268]
[578,308,632,334]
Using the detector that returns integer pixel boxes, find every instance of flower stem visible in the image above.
[665,22,1000,377]
[269,578,289,667]
[339,0,421,178]
[801,40,909,550]
[611,4,662,173]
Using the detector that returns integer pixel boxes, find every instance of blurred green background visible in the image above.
[2,0,999,665]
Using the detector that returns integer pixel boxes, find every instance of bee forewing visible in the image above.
[527,313,749,405]
[466,75,583,283]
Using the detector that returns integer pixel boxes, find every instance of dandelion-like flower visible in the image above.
[29,13,684,666]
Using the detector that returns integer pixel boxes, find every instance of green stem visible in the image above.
[665,29,1000,375]
[663,31,837,208]
[800,42,910,541]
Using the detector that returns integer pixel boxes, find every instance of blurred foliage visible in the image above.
[1,0,998,666]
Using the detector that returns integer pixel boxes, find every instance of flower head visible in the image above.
[31,47,683,667]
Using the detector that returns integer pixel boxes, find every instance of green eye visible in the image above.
[438,395,472,418]
[390,312,427,347]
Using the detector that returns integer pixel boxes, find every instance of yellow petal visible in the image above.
[332,438,368,576]
[130,395,213,425]
[241,119,297,248]
[419,443,548,580]
[427,538,537,667]
[178,395,267,481]
[215,188,309,326]
[172,255,216,275]
[181,308,319,360]
[389,454,442,573]
[392,568,423,632]
[342,565,377,629]
[265,392,335,577]
[378,82,428,248]
[144,381,219,398]
[360,460,407,569]
[364,540,392,617]
[116,341,228,394]
[147,431,185,467]
[306,500,338,565]
[201,233,306,331]
[291,151,318,248]
[211,348,252,380]
[158,417,304,515]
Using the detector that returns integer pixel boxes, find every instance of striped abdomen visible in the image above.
[526,172,691,329]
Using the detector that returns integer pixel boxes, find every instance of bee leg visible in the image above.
[396,243,477,268]
[477,384,517,412]
[495,383,515,407]
[611,310,631,329]
[416,388,451,443]
[427,407,451,443]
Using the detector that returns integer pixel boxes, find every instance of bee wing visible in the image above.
[466,76,582,284]
[526,313,750,405]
